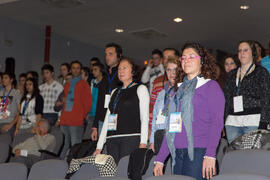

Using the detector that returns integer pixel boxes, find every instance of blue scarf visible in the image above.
[65,75,82,112]
[166,76,197,168]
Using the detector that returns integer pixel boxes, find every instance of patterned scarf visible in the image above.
[166,76,197,167]
[162,82,175,116]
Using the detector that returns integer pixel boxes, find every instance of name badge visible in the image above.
[169,112,182,133]
[20,150,28,157]
[156,109,166,125]
[0,110,11,119]
[233,96,244,113]
[108,114,117,131]
[104,94,111,108]
[5,110,11,117]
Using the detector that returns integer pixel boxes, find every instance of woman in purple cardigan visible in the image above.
[153,42,225,180]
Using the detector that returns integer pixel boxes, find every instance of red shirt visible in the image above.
[60,80,92,126]
[149,74,167,129]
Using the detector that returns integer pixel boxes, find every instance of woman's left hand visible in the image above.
[32,126,37,134]
[139,143,147,148]
[202,156,216,179]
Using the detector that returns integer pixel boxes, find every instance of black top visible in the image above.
[34,95,44,115]
[92,65,122,128]
[107,84,141,137]
[224,65,270,123]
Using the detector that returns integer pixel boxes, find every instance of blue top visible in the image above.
[150,89,167,143]
[261,56,270,74]
[89,79,100,117]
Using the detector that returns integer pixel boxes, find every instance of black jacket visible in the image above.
[224,65,270,124]
[92,65,122,129]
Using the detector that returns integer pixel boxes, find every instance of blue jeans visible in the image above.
[173,148,206,180]
[60,126,83,159]
[43,113,58,126]
[225,125,258,144]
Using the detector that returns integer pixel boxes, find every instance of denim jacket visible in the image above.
[150,89,168,144]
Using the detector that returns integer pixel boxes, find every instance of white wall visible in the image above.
[0,16,104,80]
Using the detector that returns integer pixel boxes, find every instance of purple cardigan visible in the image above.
[156,79,225,163]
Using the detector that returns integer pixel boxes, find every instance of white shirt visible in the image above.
[39,80,63,113]
[20,98,36,129]
[226,115,260,127]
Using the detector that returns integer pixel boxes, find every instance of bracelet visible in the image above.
[203,156,216,160]
[154,161,164,165]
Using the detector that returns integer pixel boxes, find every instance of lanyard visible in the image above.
[1,88,12,105]
[22,99,31,115]
[162,83,176,116]
[236,64,254,95]
[107,71,118,93]
[112,81,134,114]
[162,74,167,88]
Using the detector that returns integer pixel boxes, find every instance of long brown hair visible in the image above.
[176,42,218,85]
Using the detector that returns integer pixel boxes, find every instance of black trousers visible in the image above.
[106,135,140,164]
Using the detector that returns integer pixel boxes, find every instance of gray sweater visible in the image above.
[13,134,56,156]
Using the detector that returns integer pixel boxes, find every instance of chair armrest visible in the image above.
[39,149,58,159]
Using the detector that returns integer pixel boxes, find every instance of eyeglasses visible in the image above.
[225,62,236,66]
[166,68,177,74]
[238,49,249,53]
[179,54,201,61]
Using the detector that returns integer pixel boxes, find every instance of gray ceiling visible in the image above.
[0,0,269,63]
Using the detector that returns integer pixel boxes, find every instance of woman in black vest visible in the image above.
[93,57,149,164]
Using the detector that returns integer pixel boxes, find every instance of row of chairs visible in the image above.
[68,155,165,180]
[0,126,64,163]
[70,149,270,180]
[1,149,270,180]
[0,155,159,180]
[92,174,270,180]
[0,118,94,164]
[0,159,67,180]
